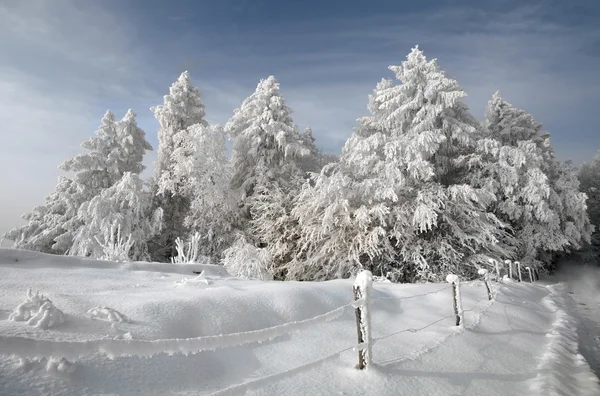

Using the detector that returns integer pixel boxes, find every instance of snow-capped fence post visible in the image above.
[525,266,533,283]
[478,269,493,301]
[490,258,500,282]
[446,274,463,326]
[353,270,373,370]
[505,260,513,280]
[516,261,522,282]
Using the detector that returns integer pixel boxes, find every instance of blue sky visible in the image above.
[1,0,599,236]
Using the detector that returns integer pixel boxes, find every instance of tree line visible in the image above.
[4,46,597,282]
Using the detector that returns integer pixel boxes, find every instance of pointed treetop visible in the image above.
[256,75,279,94]
[303,125,314,141]
[123,109,136,122]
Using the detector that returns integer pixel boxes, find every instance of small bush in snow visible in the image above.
[96,223,135,262]
[222,236,274,280]
[9,289,65,329]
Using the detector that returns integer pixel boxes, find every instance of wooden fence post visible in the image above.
[489,258,500,282]
[515,261,522,282]
[526,266,533,283]
[505,260,513,280]
[446,274,463,326]
[353,270,373,370]
[478,268,493,300]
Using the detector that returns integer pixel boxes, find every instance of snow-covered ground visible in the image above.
[0,248,598,396]
[552,261,600,377]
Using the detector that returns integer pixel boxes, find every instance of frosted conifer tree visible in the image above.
[225,76,308,275]
[578,151,600,260]
[465,93,591,269]
[150,71,208,261]
[60,110,123,191]
[115,110,153,175]
[170,123,236,258]
[291,46,507,282]
[71,173,163,261]
[297,125,322,173]
[3,177,85,254]
[4,110,151,254]
[553,161,593,251]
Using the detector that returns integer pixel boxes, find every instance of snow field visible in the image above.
[0,249,598,395]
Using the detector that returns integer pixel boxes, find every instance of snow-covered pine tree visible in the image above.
[4,110,153,255]
[291,46,507,282]
[150,71,208,261]
[4,110,151,254]
[463,93,561,269]
[578,151,600,261]
[3,177,85,254]
[552,160,593,253]
[225,76,309,277]
[466,92,591,271]
[296,125,321,173]
[60,110,123,192]
[115,109,153,175]
[170,123,236,259]
[70,172,163,261]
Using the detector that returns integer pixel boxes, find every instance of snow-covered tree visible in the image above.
[290,46,508,282]
[296,125,322,173]
[225,76,308,273]
[464,92,592,269]
[115,109,153,175]
[4,110,152,254]
[170,123,237,258]
[70,172,163,261]
[578,151,600,261]
[3,177,85,254]
[553,160,593,252]
[60,110,122,192]
[150,71,208,261]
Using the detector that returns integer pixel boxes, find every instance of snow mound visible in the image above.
[174,271,210,287]
[87,306,129,323]
[8,289,65,329]
[529,284,600,395]
[19,356,75,374]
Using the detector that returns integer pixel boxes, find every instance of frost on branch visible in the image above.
[9,289,65,330]
[171,232,210,264]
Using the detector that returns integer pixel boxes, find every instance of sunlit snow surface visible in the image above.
[0,248,598,396]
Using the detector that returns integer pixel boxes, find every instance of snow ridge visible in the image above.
[529,284,600,396]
